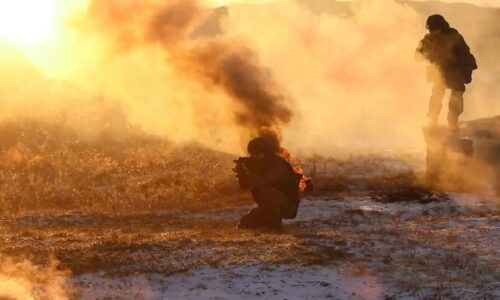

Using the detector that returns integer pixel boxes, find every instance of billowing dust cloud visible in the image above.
[225,0,430,151]
[0,0,498,153]
[0,258,69,299]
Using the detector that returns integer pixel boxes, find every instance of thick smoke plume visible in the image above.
[84,0,293,147]
[179,40,293,139]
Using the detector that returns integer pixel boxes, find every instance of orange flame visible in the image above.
[277,147,311,192]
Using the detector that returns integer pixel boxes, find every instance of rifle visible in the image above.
[232,157,256,175]
[233,157,261,189]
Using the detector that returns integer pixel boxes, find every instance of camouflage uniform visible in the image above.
[236,139,300,230]
[416,15,477,129]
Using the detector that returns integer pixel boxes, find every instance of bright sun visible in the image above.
[0,0,59,47]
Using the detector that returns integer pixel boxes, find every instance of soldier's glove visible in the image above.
[233,160,249,177]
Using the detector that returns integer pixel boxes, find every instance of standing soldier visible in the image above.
[416,14,477,130]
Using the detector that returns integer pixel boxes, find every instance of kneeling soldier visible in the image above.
[234,137,301,230]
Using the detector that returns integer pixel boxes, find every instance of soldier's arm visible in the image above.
[415,35,432,62]
[415,40,426,61]
[452,34,477,70]
[245,159,287,189]
[237,172,252,189]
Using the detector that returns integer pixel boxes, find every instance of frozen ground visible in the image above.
[1,193,499,299]
[73,265,382,300]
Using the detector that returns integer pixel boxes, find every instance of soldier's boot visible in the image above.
[237,207,268,229]
[237,207,282,230]
[264,212,283,230]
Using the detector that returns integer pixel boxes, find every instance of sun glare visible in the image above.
[207,0,229,7]
[0,0,59,47]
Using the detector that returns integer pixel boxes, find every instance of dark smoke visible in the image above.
[147,0,200,46]
[86,0,293,145]
[184,40,293,138]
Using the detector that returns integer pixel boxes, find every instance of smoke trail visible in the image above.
[85,0,293,145]
[181,40,292,138]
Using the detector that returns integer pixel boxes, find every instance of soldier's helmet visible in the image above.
[426,14,450,31]
[247,137,278,156]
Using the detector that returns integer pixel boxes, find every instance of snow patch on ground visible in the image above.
[295,193,498,223]
[4,193,498,299]
[72,264,383,300]
[289,195,499,299]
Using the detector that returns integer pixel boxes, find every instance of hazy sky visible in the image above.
[210,0,500,8]
[412,0,500,6]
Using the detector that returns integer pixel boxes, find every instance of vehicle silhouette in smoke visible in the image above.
[424,115,500,195]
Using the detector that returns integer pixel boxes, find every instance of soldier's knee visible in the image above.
[450,90,462,100]
[237,208,266,229]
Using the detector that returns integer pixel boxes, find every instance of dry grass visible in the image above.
[297,152,429,196]
[0,119,246,217]
[0,213,349,277]
[298,154,454,207]
[0,118,433,217]
[0,119,497,299]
